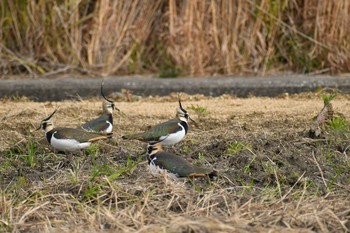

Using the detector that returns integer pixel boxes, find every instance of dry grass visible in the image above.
[1,0,350,77]
[0,93,350,232]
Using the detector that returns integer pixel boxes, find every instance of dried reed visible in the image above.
[0,0,349,76]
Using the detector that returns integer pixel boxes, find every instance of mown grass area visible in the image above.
[1,0,350,77]
[0,92,349,232]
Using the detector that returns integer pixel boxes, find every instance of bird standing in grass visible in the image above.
[122,99,196,146]
[37,108,112,152]
[146,143,217,178]
[81,81,120,133]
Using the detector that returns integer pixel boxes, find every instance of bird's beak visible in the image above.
[35,125,41,131]
[115,107,128,117]
[189,116,198,127]
[114,105,120,112]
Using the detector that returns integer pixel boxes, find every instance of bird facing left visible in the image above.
[37,107,112,152]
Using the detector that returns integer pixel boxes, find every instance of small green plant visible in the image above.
[24,140,36,168]
[182,145,191,153]
[198,152,205,161]
[226,141,249,154]
[91,163,116,180]
[237,178,254,195]
[13,139,37,168]
[86,144,99,159]
[327,116,349,133]
[188,104,208,117]
[68,160,82,184]
[107,155,142,181]
[322,93,337,105]
[83,182,103,200]
[16,176,28,188]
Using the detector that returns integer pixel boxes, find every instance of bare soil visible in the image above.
[0,92,349,232]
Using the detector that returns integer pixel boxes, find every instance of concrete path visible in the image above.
[0,75,349,101]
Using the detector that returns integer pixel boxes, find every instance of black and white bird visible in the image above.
[147,143,217,178]
[81,81,120,133]
[122,99,196,146]
[37,108,112,152]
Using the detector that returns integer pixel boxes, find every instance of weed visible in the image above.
[198,152,205,161]
[16,176,28,189]
[327,116,349,133]
[260,185,281,201]
[86,144,100,160]
[182,145,191,154]
[91,163,116,180]
[226,141,249,155]
[68,160,82,184]
[24,140,36,168]
[322,93,337,105]
[9,139,37,168]
[243,156,256,174]
[188,105,208,117]
[237,178,254,195]
[107,155,141,181]
[83,182,103,200]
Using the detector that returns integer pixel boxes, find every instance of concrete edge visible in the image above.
[0,75,349,101]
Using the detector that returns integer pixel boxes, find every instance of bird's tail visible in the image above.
[188,169,218,179]
[88,132,113,142]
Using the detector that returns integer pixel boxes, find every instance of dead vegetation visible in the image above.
[0,92,349,232]
[1,0,350,77]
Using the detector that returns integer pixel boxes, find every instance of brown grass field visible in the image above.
[0,92,349,232]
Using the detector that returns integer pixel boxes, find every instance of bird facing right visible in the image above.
[81,81,120,133]
[122,99,196,146]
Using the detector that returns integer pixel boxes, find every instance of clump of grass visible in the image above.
[226,141,249,155]
[8,138,38,168]
[328,117,349,133]
[188,104,208,117]
[85,144,100,160]
[322,93,337,106]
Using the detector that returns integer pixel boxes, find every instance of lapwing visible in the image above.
[81,81,120,133]
[147,143,217,178]
[122,99,196,146]
[37,108,112,152]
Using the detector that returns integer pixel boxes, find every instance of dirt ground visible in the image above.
[0,92,349,232]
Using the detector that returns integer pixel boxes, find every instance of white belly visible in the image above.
[149,159,178,179]
[104,121,113,133]
[51,133,91,151]
[159,123,186,146]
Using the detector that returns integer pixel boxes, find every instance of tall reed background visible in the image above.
[1,0,349,77]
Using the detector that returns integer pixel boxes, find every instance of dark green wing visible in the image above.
[137,118,182,142]
[54,127,109,143]
[155,152,211,177]
[81,114,112,132]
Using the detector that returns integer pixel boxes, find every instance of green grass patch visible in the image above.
[188,104,208,117]
[226,141,250,155]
